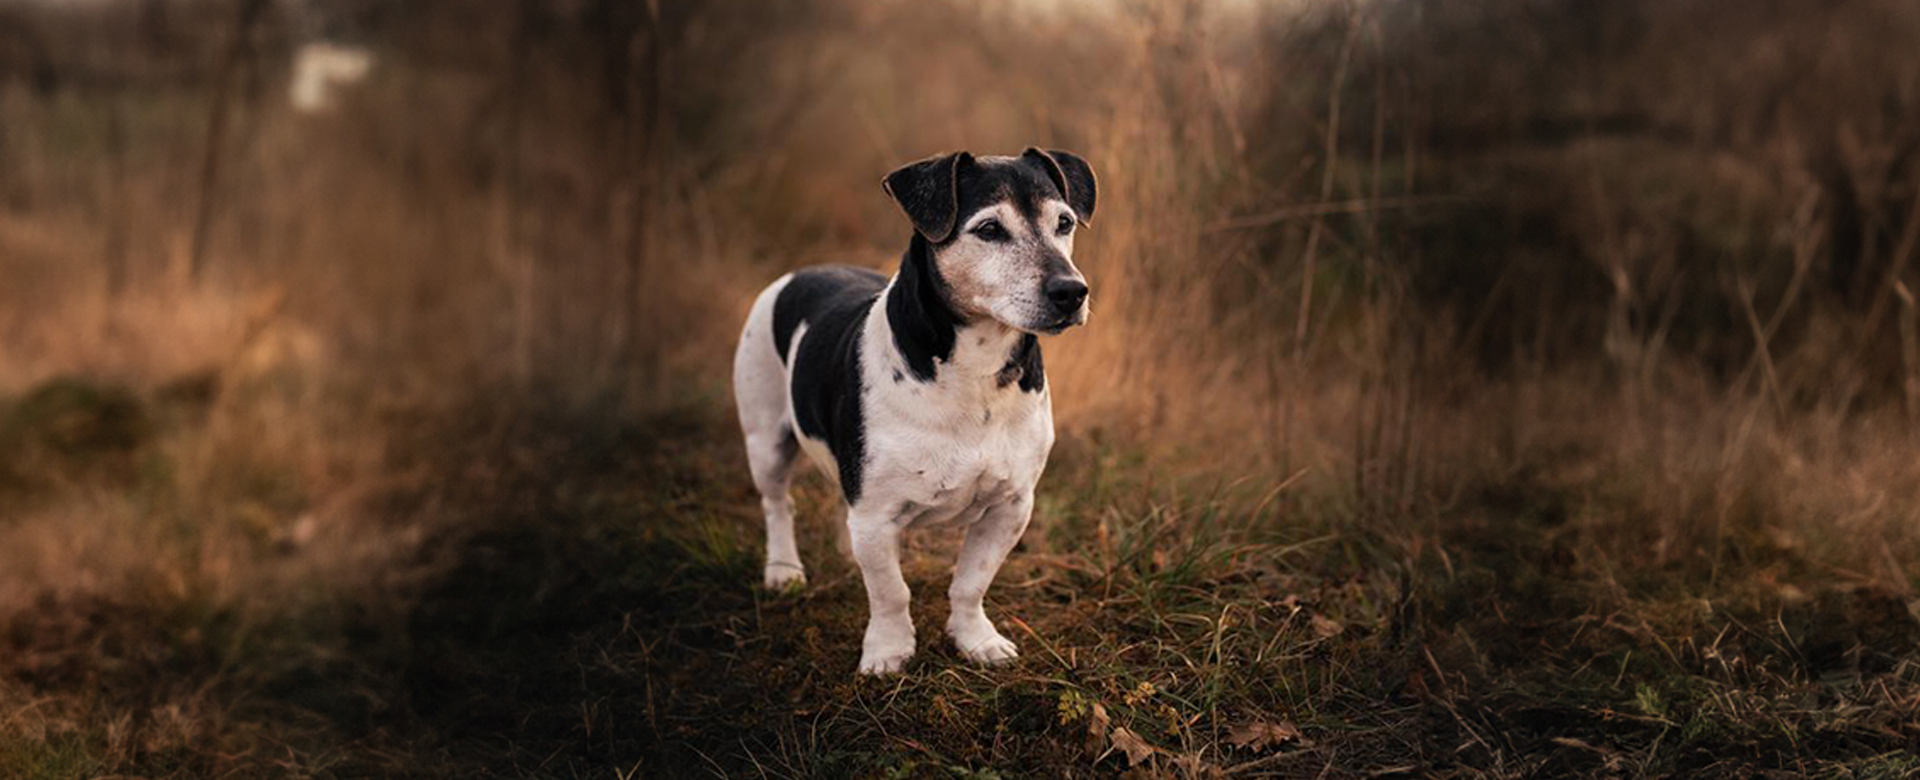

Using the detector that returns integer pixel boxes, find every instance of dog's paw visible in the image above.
[856,647,914,675]
[958,634,1019,666]
[763,562,807,591]
[949,617,1019,666]
[857,620,916,675]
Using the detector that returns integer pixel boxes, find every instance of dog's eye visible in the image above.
[1056,214,1075,235]
[972,220,1009,242]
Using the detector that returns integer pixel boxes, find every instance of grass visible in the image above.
[4,369,1917,778]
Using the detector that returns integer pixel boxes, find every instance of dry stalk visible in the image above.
[187,0,269,283]
[1895,281,1920,424]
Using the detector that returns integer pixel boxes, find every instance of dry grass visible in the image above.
[3,0,1920,777]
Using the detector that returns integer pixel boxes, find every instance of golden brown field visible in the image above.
[4,0,1920,777]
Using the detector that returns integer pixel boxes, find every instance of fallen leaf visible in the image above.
[1108,726,1157,766]
[1312,614,1344,638]
[1086,701,1111,752]
[1227,720,1302,751]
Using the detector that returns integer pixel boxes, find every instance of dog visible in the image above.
[732,148,1096,674]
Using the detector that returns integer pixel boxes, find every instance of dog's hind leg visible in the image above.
[735,276,809,590]
[947,495,1032,665]
[747,427,805,589]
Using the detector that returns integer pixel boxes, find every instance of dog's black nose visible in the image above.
[1045,277,1088,312]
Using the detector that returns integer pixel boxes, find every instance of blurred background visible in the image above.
[4,0,1920,777]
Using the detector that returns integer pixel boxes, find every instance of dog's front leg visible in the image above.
[848,507,915,674]
[947,494,1032,665]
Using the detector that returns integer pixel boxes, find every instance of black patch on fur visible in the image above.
[946,155,1065,232]
[779,266,887,504]
[885,149,1098,242]
[772,265,886,365]
[885,235,962,382]
[1023,148,1098,224]
[996,334,1045,393]
[883,152,969,243]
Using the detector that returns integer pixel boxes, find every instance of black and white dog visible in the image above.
[732,149,1096,674]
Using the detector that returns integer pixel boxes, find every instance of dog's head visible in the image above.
[883,149,1097,334]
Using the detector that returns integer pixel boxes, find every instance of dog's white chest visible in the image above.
[864,383,1053,524]
[900,468,1016,529]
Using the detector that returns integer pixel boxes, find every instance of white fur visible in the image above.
[943,201,1085,331]
[733,274,809,589]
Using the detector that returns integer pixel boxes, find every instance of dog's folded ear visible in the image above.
[1023,148,1097,226]
[882,151,971,243]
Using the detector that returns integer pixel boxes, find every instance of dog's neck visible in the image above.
[881,235,1041,391]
